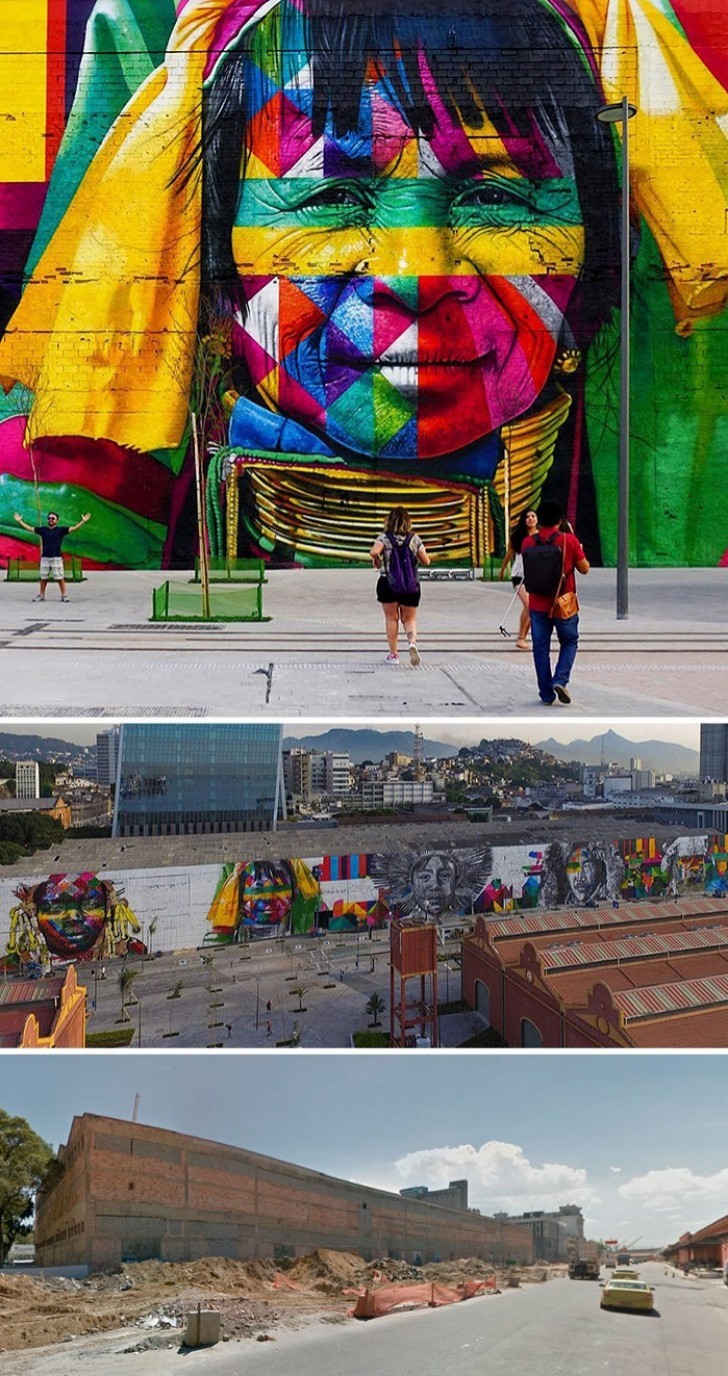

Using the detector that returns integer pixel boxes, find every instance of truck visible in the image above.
[568,1241,600,1280]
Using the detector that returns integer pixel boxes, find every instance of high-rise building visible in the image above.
[113,724,285,837]
[15,761,40,800]
[700,724,728,783]
[282,747,313,800]
[326,751,351,795]
[96,728,119,787]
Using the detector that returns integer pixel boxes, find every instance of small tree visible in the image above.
[0,1111,54,1266]
[292,984,308,1012]
[366,993,386,1027]
[147,918,159,955]
[118,967,138,1022]
[168,980,184,1000]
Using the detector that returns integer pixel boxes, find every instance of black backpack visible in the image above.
[386,535,419,598]
[522,532,563,596]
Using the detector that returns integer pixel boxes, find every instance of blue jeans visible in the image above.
[530,610,579,702]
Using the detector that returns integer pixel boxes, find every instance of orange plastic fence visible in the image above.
[348,1275,498,1320]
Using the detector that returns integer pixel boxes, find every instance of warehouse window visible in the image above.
[521,1019,543,1048]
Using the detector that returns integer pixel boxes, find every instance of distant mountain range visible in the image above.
[282,729,458,764]
[0,731,93,759]
[535,729,699,776]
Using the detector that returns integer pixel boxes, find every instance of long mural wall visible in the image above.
[2,832,726,974]
[1,1,727,571]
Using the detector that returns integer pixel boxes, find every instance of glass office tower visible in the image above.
[113,724,284,836]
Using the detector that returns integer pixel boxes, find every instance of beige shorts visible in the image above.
[40,557,65,581]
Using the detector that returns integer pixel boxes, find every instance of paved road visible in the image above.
[1,568,725,716]
[4,1265,725,1376]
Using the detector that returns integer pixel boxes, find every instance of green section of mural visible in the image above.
[588,229,728,567]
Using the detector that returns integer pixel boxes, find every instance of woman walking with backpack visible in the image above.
[371,508,431,666]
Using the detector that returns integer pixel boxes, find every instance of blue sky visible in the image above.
[2,1054,726,1246]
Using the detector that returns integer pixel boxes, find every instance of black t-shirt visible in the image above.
[35,525,70,558]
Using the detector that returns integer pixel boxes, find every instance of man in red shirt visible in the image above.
[522,500,590,705]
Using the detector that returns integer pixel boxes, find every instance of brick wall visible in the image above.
[36,1114,534,1269]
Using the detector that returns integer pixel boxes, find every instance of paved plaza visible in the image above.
[83,933,466,1050]
[0,566,725,718]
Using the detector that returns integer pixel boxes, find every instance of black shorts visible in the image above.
[511,576,523,588]
[376,576,421,608]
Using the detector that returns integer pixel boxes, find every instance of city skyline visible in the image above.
[0,719,703,752]
[1,1056,725,1246]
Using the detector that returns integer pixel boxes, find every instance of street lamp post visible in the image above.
[596,96,637,620]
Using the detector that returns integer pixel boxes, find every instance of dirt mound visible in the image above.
[0,1276,46,1304]
[83,1256,278,1297]
[285,1249,367,1292]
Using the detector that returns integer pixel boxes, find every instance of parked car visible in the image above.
[600,1279,656,1314]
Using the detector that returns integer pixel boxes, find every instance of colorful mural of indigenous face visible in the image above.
[0,0,726,573]
[205,858,321,940]
[5,872,143,975]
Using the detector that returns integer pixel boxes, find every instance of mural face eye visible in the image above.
[232,23,585,461]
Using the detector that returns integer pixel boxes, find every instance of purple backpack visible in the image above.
[386,535,419,597]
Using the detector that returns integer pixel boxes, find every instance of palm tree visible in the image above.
[291,984,308,1012]
[117,967,138,1022]
[147,918,158,957]
[366,993,385,1027]
[168,980,184,1000]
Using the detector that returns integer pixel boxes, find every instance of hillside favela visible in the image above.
[1,722,726,1051]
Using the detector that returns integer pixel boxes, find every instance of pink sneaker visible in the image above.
[385,652,400,665]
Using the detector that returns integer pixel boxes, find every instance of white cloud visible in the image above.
[610,1166,622,1174]
[392,1140,600,1213]
[619,1167,728,1213]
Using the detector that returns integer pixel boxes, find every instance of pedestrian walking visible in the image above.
[522,499,590,705]
[13,510,91,602]
[499,508,538,648]
[370,507,430,666]
[266,1019,272,1037]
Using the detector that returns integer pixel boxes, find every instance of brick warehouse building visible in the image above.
[461,896,728,1048]
[35,1115,534,1271]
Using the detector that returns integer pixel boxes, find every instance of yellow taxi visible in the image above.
[612,1268,640,1281]
[600,1278,656,1314]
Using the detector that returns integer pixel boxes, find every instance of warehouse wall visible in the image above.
[35,1114,534,1269]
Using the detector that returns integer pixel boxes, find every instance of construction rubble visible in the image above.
[0,1250,567,1353]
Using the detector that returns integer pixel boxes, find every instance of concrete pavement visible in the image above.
[84,935,465,1050]
[0,567,725,717]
